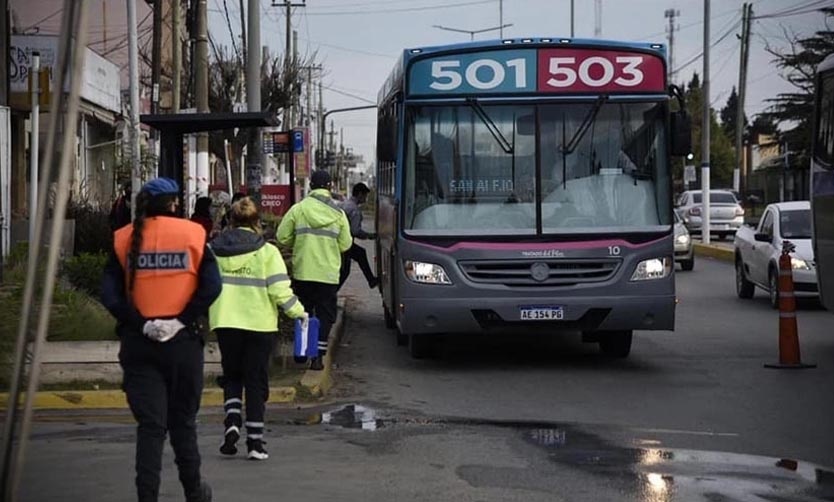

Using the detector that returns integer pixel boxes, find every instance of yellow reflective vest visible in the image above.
[209,227,305,332]
[277,189,352,284]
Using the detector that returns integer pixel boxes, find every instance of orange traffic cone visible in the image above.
[764,240,816,369]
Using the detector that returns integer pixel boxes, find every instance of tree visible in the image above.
[761,7,834,165]
[719,87,748,142]
[683,73,737,188]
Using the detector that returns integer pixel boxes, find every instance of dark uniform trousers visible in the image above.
[119,329,204,502]
[292,280,338,356]
[338,243,375,289]
[215,329,275,440]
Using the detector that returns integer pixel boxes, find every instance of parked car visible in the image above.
[675,189,745,240]
[674,211,694,271]
[734,201,817,308]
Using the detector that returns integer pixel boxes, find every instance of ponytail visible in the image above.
[127,191,150,296]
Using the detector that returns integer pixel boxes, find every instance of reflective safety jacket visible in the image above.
[277,188,352,284]
[113,217,206,319]
[209,227,305,332]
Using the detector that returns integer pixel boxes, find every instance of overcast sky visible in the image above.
[210,0,830,169]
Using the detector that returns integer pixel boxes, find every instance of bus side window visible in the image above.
[815,72,834,167]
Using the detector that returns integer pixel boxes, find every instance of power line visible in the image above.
[324,84,376,104]
[673,15,741,74]
[753,0,833,19]
[301,36,396,59]
[303,0,497,16]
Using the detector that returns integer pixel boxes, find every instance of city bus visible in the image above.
[375,38,691,359]
[811,53,834,312]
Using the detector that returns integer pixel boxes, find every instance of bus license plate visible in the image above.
[520,306,564,321]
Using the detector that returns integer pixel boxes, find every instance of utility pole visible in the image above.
[151,0,162,114]
[665,8,679,84]
[293,30,299,126]
[273,1,305,129]
[172,0,181,112]
[195,0,209,195]
[247,0,262,199]
[127,0,142,215]
[239,0,247,66]
[499,0,504,38]
[570,0,574,37]
[318,79,323,167]
[28,53,39,247]
[102,1,107,52]
[701,0,711,245]
[734,3,752,194]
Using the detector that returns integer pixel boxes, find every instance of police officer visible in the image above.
[277,170,352,370]
[101,177,221,502]
[209,197,307,460]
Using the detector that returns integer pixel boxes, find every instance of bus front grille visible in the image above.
[458,259,620,287]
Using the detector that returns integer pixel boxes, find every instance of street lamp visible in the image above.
[432,24,514,41]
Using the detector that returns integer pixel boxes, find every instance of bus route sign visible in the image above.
[408,48,665,96]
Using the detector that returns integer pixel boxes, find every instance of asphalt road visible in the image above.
[15,249,834,501]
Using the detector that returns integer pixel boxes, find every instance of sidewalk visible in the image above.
[0,298,347,410]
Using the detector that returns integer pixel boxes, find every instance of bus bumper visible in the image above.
[397,295,676,335]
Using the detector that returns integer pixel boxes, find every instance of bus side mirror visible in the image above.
[670,111,692,157]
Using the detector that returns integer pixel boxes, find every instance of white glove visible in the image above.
[143,319,185,342]
[152,319,186,342]
[143,321,161,339]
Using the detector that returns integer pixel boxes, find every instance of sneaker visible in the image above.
[293,355,308,364]
[247,439,269,460]
[309,356,324,371]
[219,425,239,455]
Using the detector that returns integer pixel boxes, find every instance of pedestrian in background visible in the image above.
[338,182,378,290]
[221,192,246,230]
[101,177,220,502]
[209,197,307,460]
[190,196,214,238]
[109,181,132,231]
[277,170,351,370]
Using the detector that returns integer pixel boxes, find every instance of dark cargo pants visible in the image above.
[292,280,338,356]
[119,329,205,502]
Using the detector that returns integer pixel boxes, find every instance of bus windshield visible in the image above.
[404,101,671,237]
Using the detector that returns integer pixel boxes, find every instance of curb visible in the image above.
[694,242,734,263]
[0,298,348,410]
[298,297,347,398]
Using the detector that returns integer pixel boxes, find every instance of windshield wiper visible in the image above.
[559,95,608,155]
[465,97,514,154]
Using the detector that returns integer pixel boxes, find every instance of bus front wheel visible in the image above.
[598,330,633,358]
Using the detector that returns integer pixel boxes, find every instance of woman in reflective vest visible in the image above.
[101,177,221,502]
[209,197,307,460]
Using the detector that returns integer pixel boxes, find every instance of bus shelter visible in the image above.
[140,112,278,213]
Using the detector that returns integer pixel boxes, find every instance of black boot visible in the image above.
[310,356,324,371]
[186,481,212,502]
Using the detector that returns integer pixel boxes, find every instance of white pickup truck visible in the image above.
[734,201,818,308]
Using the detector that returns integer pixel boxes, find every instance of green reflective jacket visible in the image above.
[209,228,305,332]
[277,189,352,284]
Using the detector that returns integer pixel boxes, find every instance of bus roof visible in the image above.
[401,37,666,60]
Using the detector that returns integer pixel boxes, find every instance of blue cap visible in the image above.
[142,177,179,196]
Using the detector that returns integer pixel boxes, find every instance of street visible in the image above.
[17,248,834,501]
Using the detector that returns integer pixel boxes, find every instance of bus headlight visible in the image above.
[791,257,810,270]
[404,260,453,285]
[630,257,672,281]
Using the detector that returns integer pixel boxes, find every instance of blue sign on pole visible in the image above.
[293,130,304,153]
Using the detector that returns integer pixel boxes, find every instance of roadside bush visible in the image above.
[66,199,112,255]
[62,252,107,298]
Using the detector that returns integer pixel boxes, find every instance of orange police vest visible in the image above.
[114,216,206,319]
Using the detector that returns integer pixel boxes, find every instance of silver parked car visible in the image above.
[674,211,694,271]
[675,189,744,240]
